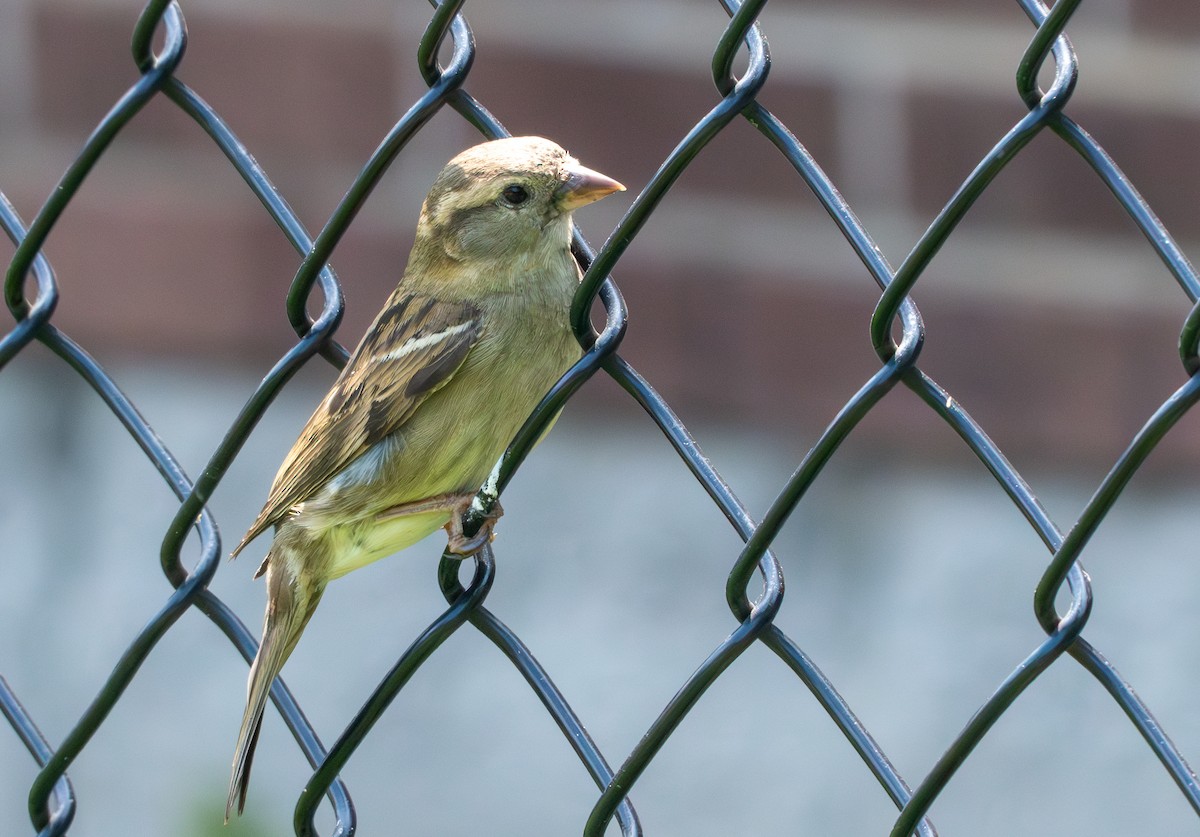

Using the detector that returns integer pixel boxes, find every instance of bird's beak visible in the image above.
[557,164,625,211]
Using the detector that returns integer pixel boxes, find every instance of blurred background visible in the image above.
[3,0,1200,834]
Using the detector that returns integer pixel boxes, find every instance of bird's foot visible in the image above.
[445,496,503,555]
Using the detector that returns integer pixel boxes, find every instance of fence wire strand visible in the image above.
[3,0,1200,835]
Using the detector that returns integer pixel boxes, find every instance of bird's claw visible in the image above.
[445,498,503,555]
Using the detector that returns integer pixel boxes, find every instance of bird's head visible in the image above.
[415,136,624,269]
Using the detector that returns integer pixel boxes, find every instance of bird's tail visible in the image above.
[226,551,324,821]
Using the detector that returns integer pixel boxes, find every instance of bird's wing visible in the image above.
[233,293,484,555]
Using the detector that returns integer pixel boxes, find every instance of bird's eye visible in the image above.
[501,184,529,206]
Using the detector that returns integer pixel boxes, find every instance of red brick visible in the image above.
[33,4,400,163]
[907,89,1200,242]
[465,48,838,206]
[1128,0,1200,38]
[604,262,1200,471]
[767,0,1012,11]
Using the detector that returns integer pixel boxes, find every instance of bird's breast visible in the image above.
[293,291,579,564]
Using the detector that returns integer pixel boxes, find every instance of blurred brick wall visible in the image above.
[3,0,1200,470]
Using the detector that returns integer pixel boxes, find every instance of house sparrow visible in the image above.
[226,136,623,818]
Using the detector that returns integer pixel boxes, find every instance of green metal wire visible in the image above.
[3,0,1200,835]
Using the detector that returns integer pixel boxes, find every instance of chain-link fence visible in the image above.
[4,0,1200,835]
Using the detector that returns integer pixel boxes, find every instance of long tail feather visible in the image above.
[226,551,324,820]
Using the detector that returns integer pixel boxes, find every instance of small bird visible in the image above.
[226,136,623,818]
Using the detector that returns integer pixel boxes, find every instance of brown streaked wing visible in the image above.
[233,294,483,555]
